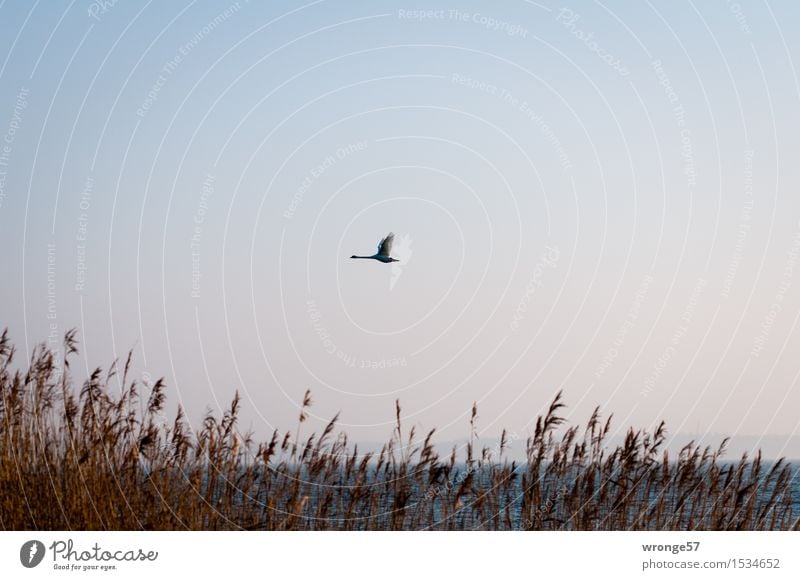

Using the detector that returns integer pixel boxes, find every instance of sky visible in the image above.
[1,0,800,458]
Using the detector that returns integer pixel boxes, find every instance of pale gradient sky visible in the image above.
[1,0,800,457]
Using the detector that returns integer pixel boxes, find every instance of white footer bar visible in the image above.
[2,531,797,579]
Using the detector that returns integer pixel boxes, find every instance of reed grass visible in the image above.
[1,329,797,531]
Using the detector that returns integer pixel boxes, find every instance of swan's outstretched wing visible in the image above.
[377,232,394,257]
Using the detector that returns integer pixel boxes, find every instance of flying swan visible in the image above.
[350,232,400,263]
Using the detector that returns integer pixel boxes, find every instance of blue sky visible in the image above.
[2,0,800,455]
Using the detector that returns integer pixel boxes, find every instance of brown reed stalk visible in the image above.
[0,329,796,531]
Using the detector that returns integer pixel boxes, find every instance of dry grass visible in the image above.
[1,329,797,530]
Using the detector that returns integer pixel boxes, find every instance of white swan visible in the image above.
[350,232,399,263]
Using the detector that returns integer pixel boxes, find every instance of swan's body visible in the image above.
[350,232,399,263]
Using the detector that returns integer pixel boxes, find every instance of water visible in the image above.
[220,460,800,530]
